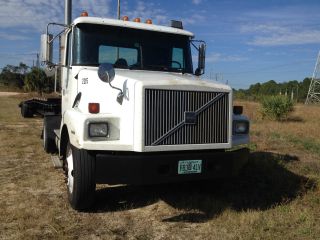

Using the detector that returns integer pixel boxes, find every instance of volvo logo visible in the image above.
[184,111,197,124]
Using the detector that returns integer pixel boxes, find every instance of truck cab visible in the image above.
[40,15,250,210]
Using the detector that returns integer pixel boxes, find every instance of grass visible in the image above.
[1,96,320,239]
[0,85,24,92]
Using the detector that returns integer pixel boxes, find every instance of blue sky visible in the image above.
[0,0,320,89]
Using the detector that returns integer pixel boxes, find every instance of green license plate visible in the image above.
[178,160,202,174]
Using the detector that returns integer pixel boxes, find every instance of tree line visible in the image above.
[0,62,55,93]
[234,78,311,102]
[1,62,312,102]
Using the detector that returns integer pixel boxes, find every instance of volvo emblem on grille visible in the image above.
[184,112,197,124]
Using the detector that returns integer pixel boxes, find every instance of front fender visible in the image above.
[62,109,87,149]
[62,109,131,151]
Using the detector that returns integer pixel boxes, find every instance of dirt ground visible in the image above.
[0,92,21,97]
[0,95,320,240]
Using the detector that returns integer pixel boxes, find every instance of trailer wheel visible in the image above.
[21,103,33,118]
[43,117,57,153]
[66,142,96,210]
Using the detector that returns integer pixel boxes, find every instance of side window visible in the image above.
[65,31,72,66]
[99,46,138,67]
[171,47,184,69]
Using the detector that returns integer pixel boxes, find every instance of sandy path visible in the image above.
[0,92,22,97]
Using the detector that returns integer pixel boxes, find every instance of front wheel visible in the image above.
[65,143,96,210]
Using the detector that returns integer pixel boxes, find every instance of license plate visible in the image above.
[178,160,202,174]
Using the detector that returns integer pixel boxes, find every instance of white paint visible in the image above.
[73,17,194,37]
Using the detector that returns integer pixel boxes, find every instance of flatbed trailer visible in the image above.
[19,97,62,154]
[19,97,61,117]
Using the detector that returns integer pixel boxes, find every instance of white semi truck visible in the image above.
[20,3,250,210]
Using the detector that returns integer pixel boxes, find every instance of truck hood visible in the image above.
[114,69,232,92]
[74,67,231,92]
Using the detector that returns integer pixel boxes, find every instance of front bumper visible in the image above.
[95,148,249,184]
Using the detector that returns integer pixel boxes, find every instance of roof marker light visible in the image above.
[80,11,89,17]
[122,16,129,21]
[133,17,141,23]
[145,19,152,24]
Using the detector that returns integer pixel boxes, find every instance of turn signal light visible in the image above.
[133,17,141,23]
[145,19,152,24]
[88,103,100,114]
[80,11,89,17]
[122,16,129,21]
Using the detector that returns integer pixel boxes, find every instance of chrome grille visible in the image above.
[144,89,229,146]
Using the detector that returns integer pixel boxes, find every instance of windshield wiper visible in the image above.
[129,64,142,70]
[145,65,169,71]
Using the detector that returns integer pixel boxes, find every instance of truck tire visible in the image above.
[43,117,57,153]
[21,103,33,118]
[66,142,96,210]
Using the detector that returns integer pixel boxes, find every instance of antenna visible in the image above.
[305,51,320,104]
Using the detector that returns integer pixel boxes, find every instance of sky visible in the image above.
[0,0,320,89]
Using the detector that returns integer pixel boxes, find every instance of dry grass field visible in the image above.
[1,94,320,240]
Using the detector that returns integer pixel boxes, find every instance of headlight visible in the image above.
[233,121,249,134]
[89,122,109,137]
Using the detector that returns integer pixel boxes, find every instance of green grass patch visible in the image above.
[268,132,320,155]
[260,96,294,121]
[286,135,320,155]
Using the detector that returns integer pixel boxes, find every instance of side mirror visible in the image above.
[195,42,206,76]
[98,63,115,83]
[98,63,124,104]
[44,65,56,77]
[40,34,53,64]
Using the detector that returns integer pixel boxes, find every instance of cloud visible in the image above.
[0,0,114,32]
[240,24,288,35]
[239,5,320,46]
[205,53,248,63]
[192,0,202,5]
[77,0,112,18]
[0,32,30,41]
[0,0,64,31]
[123,1,169,25]
[241,23,320,46]
[123,1,204,26]
[182,13,206,26]
[249,31,320,46]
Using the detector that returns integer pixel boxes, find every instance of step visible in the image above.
[51,155,63,168]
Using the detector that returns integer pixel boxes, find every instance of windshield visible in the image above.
[73,23,193,74]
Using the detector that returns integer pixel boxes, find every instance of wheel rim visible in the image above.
[66,147,74,194]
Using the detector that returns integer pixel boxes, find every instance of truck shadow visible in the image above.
[93,151,316,223]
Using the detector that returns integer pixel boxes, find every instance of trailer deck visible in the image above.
[19,97,61,117]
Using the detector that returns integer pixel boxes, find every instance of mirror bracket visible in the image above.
[40,23,70,67]
[191,40,206,76]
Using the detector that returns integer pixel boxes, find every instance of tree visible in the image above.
[260,80,278,95]
[17,62,29,75]
[24,68,54,94]
[0,64,25,88]
[234,78,312,102]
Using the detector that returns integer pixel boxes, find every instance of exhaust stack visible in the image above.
[65,0,72,25]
